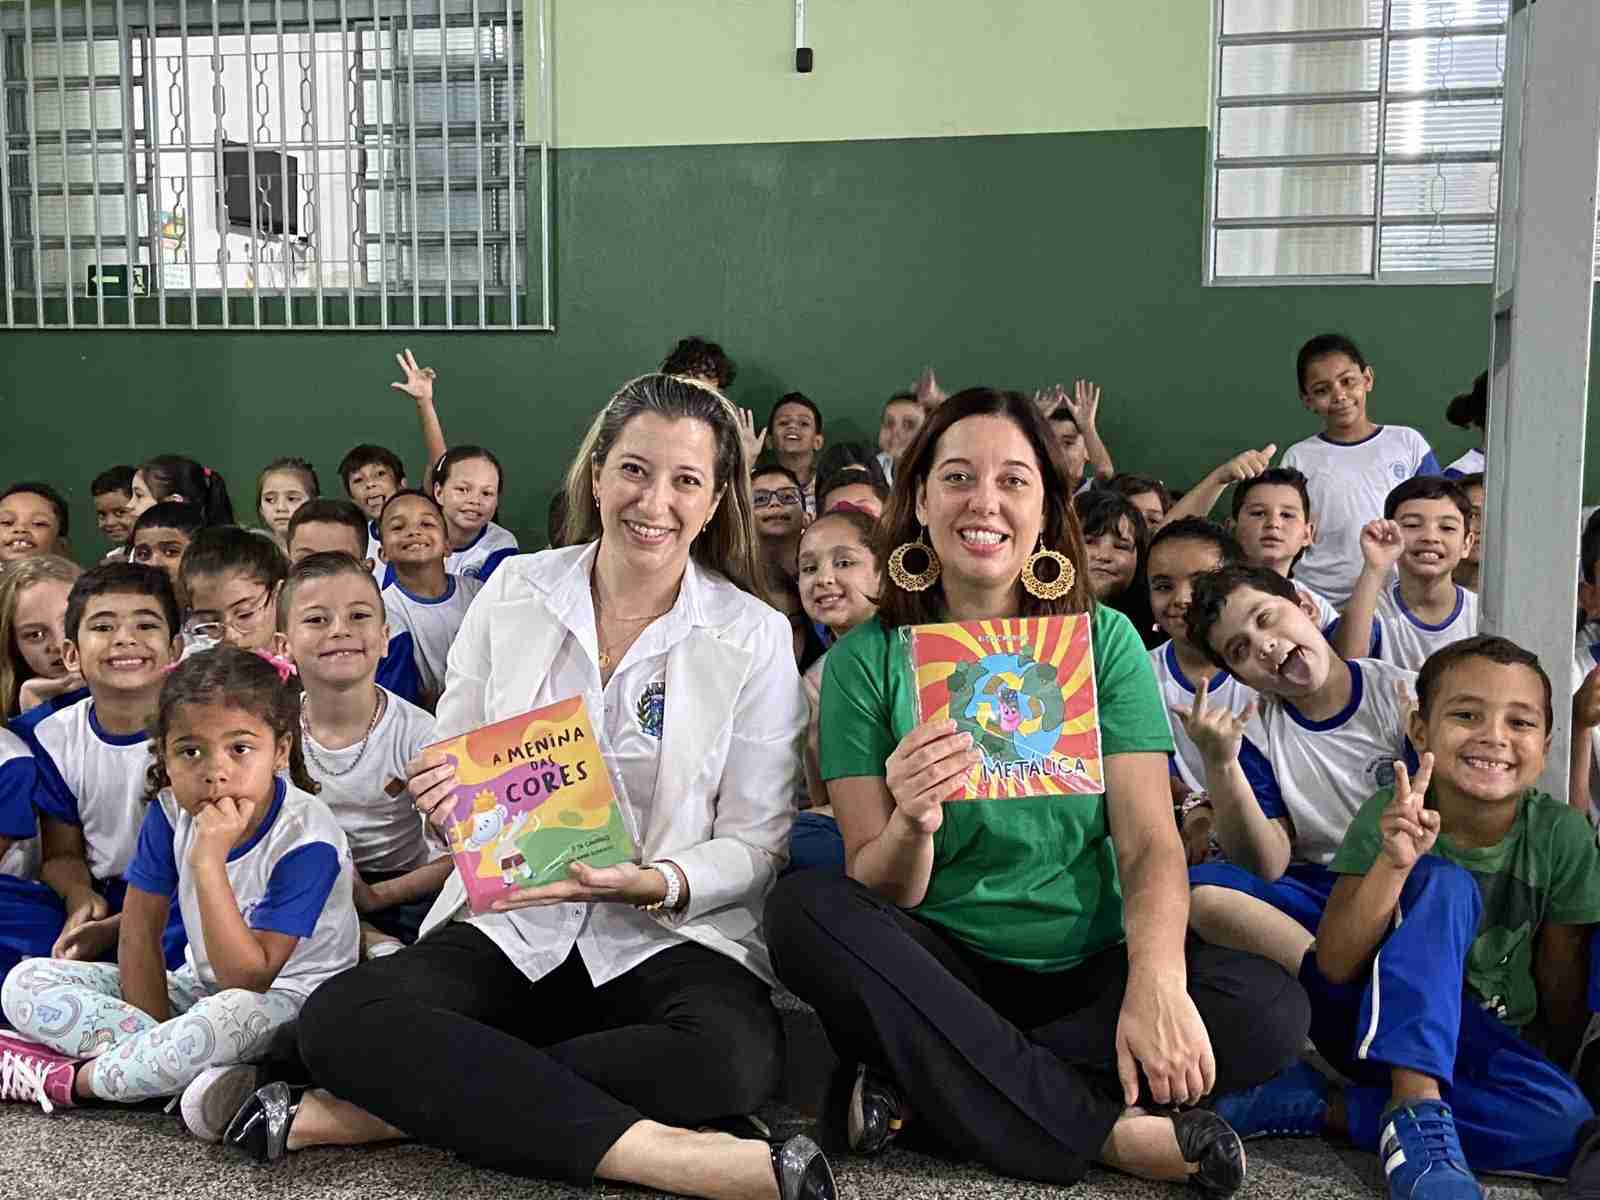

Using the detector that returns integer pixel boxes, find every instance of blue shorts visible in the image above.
[1188,860,1339,934]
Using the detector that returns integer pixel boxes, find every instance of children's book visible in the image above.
[905,616,1102,799]
[428,696,637,912]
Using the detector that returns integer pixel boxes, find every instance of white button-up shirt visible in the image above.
[422,542,806,988]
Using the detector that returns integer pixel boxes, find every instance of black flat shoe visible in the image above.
[223,1080,304,1164]
[1172,1108,1246,1198]
[770,1133,836,1200]
[847,1064,904,1154]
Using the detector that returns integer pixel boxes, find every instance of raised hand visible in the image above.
[737,407,768,466]
[1359,518,1406,572]
[1172,679,1258,769]
[1031,382,1067,417]
[1378,752,1439,870]
[390,347,437,406]
[1064,378,1102,430]
[884,718,979,835]
[1217,443,1277,483]
[915,367,947,411]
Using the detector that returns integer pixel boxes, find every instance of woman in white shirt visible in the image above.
[221,375,831,1200]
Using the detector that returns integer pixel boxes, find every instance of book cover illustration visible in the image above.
[906,616,1102,799]
[430,696,638,912]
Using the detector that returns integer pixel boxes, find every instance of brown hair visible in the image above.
[0,555,84,717]
[278,551,383,632]
[875,387,1094,629]
[144,645,319,800]
[1415,634,1553,735]
[560,373,763,599]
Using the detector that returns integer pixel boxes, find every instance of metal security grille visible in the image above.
[1203,0,1595,284]
[0,0,551,329]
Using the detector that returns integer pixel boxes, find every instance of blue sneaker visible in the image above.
[1379,1101,1481,1200]
[1210,1061,1329,1140]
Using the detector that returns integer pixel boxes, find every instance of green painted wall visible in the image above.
[8,125,1582,562]
[548,0,1210,148]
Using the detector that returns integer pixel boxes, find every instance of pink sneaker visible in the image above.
[0,1032,78,1112]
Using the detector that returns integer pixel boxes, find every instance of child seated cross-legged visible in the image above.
[1212,636,1600,1194]
[0,646,358,1137]
[281,552,448,954]
[376,490,482,711]
[1333,476,1478,672]
[1175,564,1415,977]
[287,500,424,707]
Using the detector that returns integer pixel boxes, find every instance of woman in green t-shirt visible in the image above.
[765,389,1310,1196]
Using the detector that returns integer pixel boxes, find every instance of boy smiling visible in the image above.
[1214,637,1600,1196]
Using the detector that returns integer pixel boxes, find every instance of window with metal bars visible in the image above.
[1207,0,1596,284]
[0,0,550,330]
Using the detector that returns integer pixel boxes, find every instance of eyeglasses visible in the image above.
[753,488,803,509]
[184,586,274,642]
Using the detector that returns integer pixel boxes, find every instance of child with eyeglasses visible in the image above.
[752,465,821,667]
[178,527,288,655]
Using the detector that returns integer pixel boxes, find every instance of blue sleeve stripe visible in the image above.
[376,634,422,706]
[1415,450,1442,478]
[475,546,517,582]
[0,757,39,839]
[250,841,341,939]
[124,802,180,897]
[1238,735,1287,820]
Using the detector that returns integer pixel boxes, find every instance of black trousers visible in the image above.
[296,923,784,1183]
[765,870,1310,1186]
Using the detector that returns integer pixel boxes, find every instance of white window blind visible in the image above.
[0,0,551,330]
[1207,0,1594,284]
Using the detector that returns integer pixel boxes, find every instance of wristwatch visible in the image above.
[641,861,682,912]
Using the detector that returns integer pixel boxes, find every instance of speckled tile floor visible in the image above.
[0,1104,1563,1200]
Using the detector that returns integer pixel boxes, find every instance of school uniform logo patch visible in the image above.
[1390,461,1408,480]
[636,680,666,738]
[1366,755,1398,789]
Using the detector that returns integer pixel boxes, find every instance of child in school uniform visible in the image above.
[0,483,71,565]
[1174,564,1415,977]
[254,458,319,552]
[7,563,186,968]
[875,391,924,486]
[337,444,407,584]
[1442,371,1487,480]
[0,645,358,1141]
[128,502,204,600]
[286,500,423,707]
[178,526,287,656]
[376,491,483,711]
[1228,466,1341,630]
[1144,519,1257,863]
[1335,476,1478,672]
[281,552,447,953]
[0,555,84,718]
[1214,636,1599,1195]
[789,510,880,874]
[1280,333,1440,606]
[430,447,518,583]
[0,727,58,997]
[1452,472,1485,594]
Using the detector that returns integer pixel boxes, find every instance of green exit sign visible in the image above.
[86,264,149,297]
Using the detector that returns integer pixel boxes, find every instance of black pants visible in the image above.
[359,868,440,945]
[297,923,784,1183]
[765,870,1310,1186]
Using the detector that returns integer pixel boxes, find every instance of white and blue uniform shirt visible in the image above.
[1442,447,1484,479]
[304,688,441,875]
[365,521,388,587]
[1295,584,1341,634]
[1369,583,1479,673]
[0,728,41,880]
[1281,426,1440,606]
[446,520,519,582]
[1149,641,1260,793]
[12,693,153,885]
[126,777,359,999]
[381,573,484,706]
[1239,658,1417,867]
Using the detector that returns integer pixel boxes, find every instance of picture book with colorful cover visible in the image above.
[429,696,637,912]
[905,616,1102,799]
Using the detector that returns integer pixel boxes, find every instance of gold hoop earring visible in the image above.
[888,527,942,592]
[1021,538,1076,600]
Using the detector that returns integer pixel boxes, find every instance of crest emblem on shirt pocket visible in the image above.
[636,680,666,739]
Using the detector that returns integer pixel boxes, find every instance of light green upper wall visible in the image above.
[544,1,1211,149]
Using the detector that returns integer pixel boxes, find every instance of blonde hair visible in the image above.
[559,374,763,599]
[0,555,84,716]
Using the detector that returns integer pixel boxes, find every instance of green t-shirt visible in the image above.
[1330,788,1600,1029]
[819,606,1174,972]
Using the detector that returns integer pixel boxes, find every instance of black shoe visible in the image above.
[1172,1108,1246,1198]
[1572,1118,1600,1200]
[222,1081,304,1164]
[770,1134,836,1200]
[821,1062,904,1156]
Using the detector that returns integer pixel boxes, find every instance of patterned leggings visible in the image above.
[0,958,301,1102]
